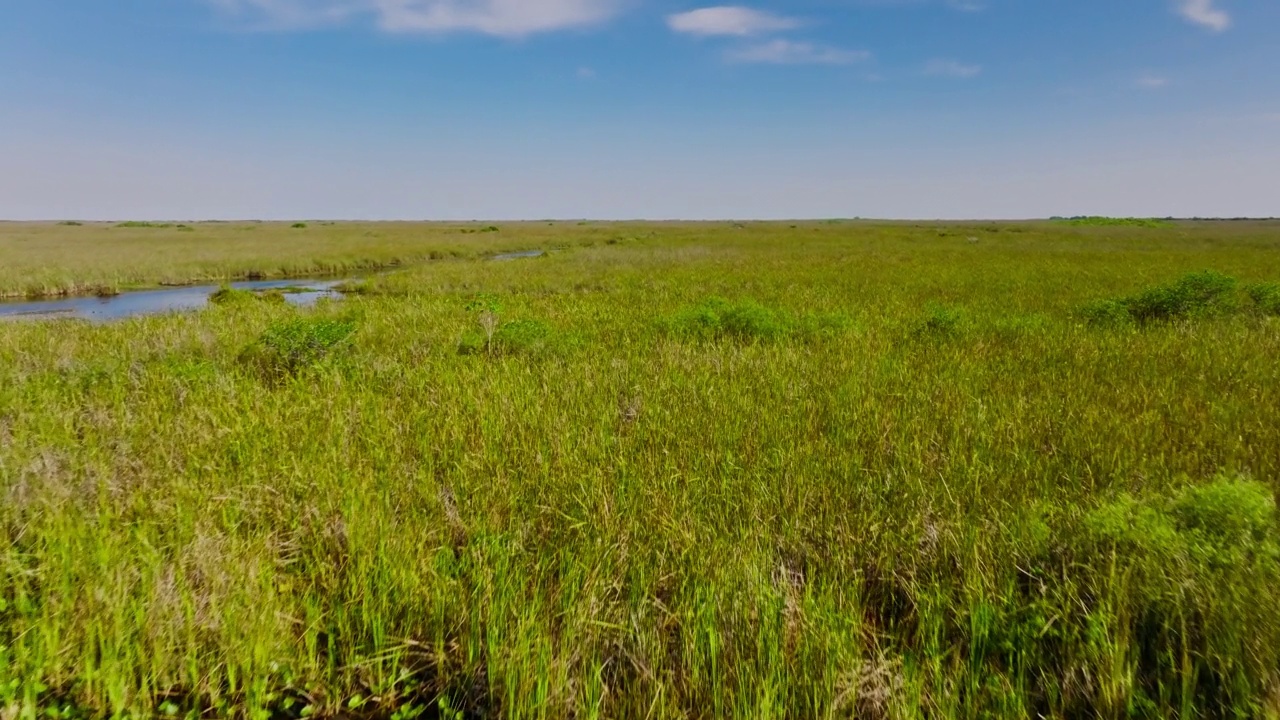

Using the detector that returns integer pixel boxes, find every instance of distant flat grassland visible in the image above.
[0,221,586,298]
[2,220,1280,719]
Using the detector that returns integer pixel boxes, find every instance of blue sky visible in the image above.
[1,0,1277,219]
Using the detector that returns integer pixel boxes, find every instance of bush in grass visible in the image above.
[717,300,788,341]
[913,304,966,339]
[1082,270,1239,325]
[239,317,357,379]
[1053,216,1173,228]
[291,222,308,229]
[458,318,553,356]
[1080,474,1280,620]
[1122,270,1237,322]
[1172,478,1278,555]
[1246,282,1280,316]
[1075,476,1280,710]
[1084,476,1277,562]
[665,298,786,342]
[1080,299,1134,327]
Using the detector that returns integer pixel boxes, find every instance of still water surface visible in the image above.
[0,280,344,322]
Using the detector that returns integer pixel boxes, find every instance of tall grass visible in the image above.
[0,221,604,299]
[2,221,1280,719]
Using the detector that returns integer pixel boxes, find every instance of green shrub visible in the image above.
[238,317,357,379]
[1123,270,1237,322]
[666,298,785,342]
[1172,477,1277,550]
[458,318,553,356]
[464,293,502,314]
[57,221,83,227]
[1075,477,1280,710]
[1081,476,1280,588]
[291,223,308,229]
[1246,282,1280,315]
[1053,216,1173,228]
[718,300,787,341]
[1083,493,1184,561]
[1080,299,1134,327]
[114,221,174,229]
[1082,270,1239,325]
[914,304,966,338]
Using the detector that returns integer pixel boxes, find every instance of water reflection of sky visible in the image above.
[0,280,344,322]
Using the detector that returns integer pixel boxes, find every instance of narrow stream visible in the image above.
[492,250,545,261]
[0,279,345,322]
[2,250,548,322]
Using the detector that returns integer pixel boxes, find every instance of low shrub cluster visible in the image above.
[113,221,176,229]
[912,304,966,339]
[456,294,557,356]
[1247,282,1280,316]
[458,317,554,356]
[1066,477,1280,712]
[1082,270,1240,325]
[237,316,357,379]
[1052,216,1174,228]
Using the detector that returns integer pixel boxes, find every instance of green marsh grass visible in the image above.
[2,221,1280,718]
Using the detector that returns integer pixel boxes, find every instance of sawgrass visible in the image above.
[2,220,1280,719]
[0,222,597,299]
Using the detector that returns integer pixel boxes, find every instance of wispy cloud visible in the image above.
[922,58,982,78]
[209,0,623,36]
[1174,0,1231,32]
[1135,73,1170,89]
[725,39,869,65]
[945,0,986,12]
[666,6,801,37]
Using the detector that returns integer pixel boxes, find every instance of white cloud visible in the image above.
[725,39,869,65]
[1174,0,1230,32]
[209,0,622,36]
[922,59,982,78]
[666,6,801,37]
[1136,73,1170,89]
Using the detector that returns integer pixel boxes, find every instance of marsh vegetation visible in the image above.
[2,220,1279,719]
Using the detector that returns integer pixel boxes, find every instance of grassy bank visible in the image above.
[2,221,1280,719]
[0,221,584,299]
